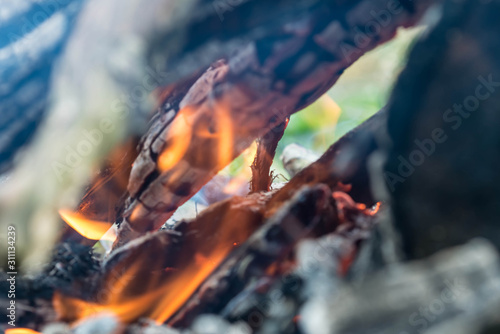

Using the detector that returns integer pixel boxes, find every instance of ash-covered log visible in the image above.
[300,240,500,334]
[0,243,100,330]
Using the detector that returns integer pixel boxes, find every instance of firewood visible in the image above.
[96,104,388,324]
[0,105,386,328]
[115,0,433,246]
[87,184,331,327]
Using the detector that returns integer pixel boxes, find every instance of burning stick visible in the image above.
[54,185,331,326]
[115,0,433,247]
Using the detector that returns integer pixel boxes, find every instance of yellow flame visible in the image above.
[320,94,341,136]
[158,103,236,172]
[5,329,41,334]
[59,210,115,241]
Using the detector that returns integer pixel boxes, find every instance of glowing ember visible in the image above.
[59,209,115,242]
[371,202,382,215]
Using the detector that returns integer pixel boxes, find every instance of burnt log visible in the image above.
[168,185,332,328]
[0,0,84,173]
[383,0,500,259]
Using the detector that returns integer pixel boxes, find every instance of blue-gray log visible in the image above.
[0,0,85,173]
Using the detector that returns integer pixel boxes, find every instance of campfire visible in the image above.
[3,0,500,333]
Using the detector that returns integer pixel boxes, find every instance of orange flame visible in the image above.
[53,262,170,324]
[215,103,234,168]
[159,103,236,173]
[5,329,41,334]
[54,202,261,325]
[150,250,228,323]
[55,251,228,325]
[59,210,115,242]
[158,107,195,172]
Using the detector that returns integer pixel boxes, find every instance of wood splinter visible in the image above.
[250,118,289,193]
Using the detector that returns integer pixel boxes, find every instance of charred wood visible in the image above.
[115,0,433,246]
[0,243,99,330]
